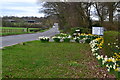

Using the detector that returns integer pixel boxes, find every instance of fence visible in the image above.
[1,29,26,33]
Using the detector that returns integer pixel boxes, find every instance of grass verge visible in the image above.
[2,41,115,78]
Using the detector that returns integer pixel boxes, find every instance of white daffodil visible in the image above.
[114,43,116,44]
[58,36,61,39]
[110,65,112,68]
[100,55,103,59]
[107,68,110,72]
[75,29,80,31]
[96,55,101,60]
[113,65,116,69]
[73,33,77,35]
[68,35,71,38]
[108,43,110,45]
[106,64,109,67]
[116,45,118,48]
[102,60,105,65]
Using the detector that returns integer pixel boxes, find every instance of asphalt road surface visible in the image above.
[0,27,60,48]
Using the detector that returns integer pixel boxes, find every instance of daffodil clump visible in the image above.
[38,36,50,42]
[74,37,81,43]
[73,29,81,37]
[79,34,99,43]
[56,33,70,37]
[52,33,71,42]
[73,33,100,43]
[62,35,71,42]
[52,36,61,42]
[89,37,120,73]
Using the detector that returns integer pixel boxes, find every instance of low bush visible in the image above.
[71,27,91,36]
[103,31,120,57]
[74,37,80,43]
[38,36,49,42]
[63,37,71,42]
[52,36,61,42]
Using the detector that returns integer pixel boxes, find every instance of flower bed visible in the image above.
[52,36,61,42]
[52,33,71,42]
[103,31,120,57]
[38,31,120,77]
[74,37,80,43]
[55,33,70,37]
[38,36,49,42]
[63,36,71,42]
[89,37,120,78]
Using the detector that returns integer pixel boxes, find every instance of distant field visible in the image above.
[0,27,48,36]
[0,27,38,29]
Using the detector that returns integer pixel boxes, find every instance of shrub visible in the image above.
[38,36,49,42]
[63,36,71,42]
[55,33,69,37]
[52,36,61,42]
[84,38,91,43]
[71,27,91,36]
[74,37,80,43]
[63,38,71,42]
[103,31,120,57]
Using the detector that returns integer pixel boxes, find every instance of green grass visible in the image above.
[2,41,115,78]
[0,27,49,36]
[2,41,101,78]
[0,27,38,29]
[1,32,33,36]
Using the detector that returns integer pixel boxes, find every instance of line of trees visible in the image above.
[40,2,120,31]
[2,16,52,29]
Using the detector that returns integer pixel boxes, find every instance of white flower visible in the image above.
[96,55,101,60]
[68,35,71,38]
[106,64,109,67]
[58,36,61,39]
[103,56,108,61]
[116,45,118,48]
[113,65,116,69]
[110,65,112,68]
[100,55,103,59]
[73,33,77,35]
[102,60,105,65]
[107,68,110,72]
[108,43,110,45]
[75,30,80,31]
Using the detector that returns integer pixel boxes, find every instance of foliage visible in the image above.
[89,37,120,78]
[52,36,61,42]
[41,2,93,31]
[2,16,51,29]
[103,31,120,57]
[74,37,80,43]
[92,23,102,27]
[38,36,50,42]
[52,33,71,42]
[71,27,91,36]
[55,33,70,37]
[63,38,71,42]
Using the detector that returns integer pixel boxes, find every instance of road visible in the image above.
[0,27,60,48]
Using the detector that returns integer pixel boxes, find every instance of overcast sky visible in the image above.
[0,0,99,20]
[0,0,45,17]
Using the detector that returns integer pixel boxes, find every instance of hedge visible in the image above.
[103,31,120,57]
